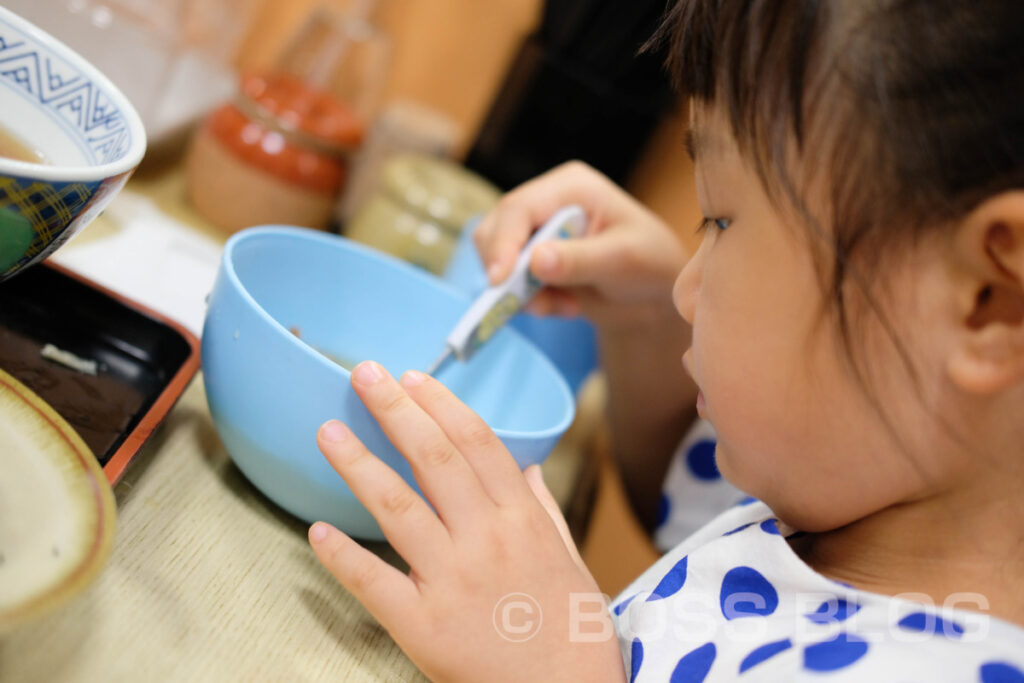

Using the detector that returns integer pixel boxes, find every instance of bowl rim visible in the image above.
[219,225,576,441]
[0,6,146,182]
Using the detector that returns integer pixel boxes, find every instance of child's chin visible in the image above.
[708,442,740,485]
[770,500,861,535]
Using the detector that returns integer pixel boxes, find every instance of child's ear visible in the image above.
[947,191,1024,395]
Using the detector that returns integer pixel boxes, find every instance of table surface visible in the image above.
[0,169,602,682]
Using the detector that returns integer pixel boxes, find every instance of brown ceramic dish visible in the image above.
[0,261,200,484]
[0,365,116,630]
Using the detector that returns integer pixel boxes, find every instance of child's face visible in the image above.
[673,103,953,532]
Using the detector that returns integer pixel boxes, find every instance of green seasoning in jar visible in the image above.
[344,154,500,274]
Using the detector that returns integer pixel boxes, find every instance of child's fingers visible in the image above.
[473,203,535,286]
[529,234,624,288]
[524,289,581,318]
[475,163,599,284]
[399,370,533,507]
[523,465,588,574]
[308,522,421,627]
[349,362,493,526]
[524,291,555,316]
[317,420,450,568]
[548,289,582,317]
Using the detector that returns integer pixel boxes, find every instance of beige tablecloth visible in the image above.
[1,368,600,682]
[2,378,425,681]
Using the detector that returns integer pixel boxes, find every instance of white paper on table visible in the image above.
[52,191,222,338]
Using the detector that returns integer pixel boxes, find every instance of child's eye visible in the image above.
[696,217,732,234]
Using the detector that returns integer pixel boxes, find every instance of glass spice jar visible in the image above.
[186,5,388,232]
[186,70,365,232]
[344,153,500,274]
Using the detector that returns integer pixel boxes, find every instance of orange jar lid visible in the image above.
[203,71,367,194]
[241,72,365,149]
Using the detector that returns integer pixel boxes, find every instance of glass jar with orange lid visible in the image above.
[185,7,388,232]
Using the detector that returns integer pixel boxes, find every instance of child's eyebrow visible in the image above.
[684,127,717,162]
[684,128,700,161]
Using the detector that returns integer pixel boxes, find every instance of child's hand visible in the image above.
[474,160,686,331]
[477,162,698,531]
[308,361,627,683]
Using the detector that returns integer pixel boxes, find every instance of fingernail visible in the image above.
[309,522,328,543]
[535,244,558,275]
[486,262,503,283]
[320,419,348,443]
[352,360,383,386]
[402,370,427,387]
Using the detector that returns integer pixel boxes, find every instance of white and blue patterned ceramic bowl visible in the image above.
[0,6,145,281]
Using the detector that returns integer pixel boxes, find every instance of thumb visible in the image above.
[524,464,588,574]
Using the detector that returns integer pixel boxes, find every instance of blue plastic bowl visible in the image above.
[201,226,575,540]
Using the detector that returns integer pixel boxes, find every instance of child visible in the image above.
[307,0,1024,680]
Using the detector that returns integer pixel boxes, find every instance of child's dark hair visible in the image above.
[657,0,1023,243]
[652,0,1024,379]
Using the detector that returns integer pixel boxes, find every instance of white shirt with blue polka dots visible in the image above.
[610,420,1024,682]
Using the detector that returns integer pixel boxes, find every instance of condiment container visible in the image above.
[186,71,364,232]
[185,6,388,232]
[344,154,500,274]
[335,99,460,227]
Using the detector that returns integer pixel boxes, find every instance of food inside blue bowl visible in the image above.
[201,226,575,540]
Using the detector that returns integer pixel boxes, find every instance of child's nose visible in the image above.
[673,237,707,325]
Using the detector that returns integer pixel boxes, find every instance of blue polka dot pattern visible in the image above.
[803,633,869,672]
[723,522,754,536]
[613,593,638,616]
[685,440,720,480]
[656,493,670,528]
[805,598,861,624]
[670,642,716,682]
[980,662,1024,683]
[630,638,644,683]
[720,566,779,619]
[740,638,792,673]
[760,519,781,535]
[647,556,688,602]
[897,612,964,638]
